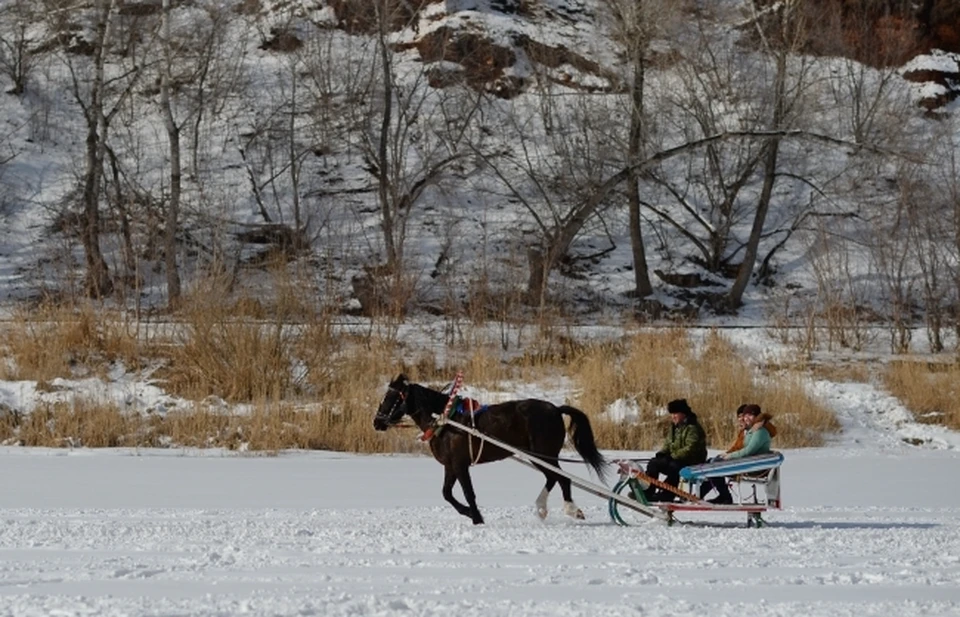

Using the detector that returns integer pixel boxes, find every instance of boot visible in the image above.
[642,486,659,503]
[655,489,677,503]
[709,481,733,505]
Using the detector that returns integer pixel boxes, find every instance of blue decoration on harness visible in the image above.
[453,397,488,417]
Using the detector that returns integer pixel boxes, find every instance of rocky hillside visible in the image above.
[2,0,959,326]
[250,0,960,108]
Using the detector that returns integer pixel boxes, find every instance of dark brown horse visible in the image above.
[373,374,608,525]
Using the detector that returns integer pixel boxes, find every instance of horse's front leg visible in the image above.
[442,465,473,520]
[454,464,485,525]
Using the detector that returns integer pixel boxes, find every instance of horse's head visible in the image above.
[373,373,410,431]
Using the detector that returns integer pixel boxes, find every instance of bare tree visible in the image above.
[479,88,621,307]
[922,127,960,352]
[910,197,951,353]
[808,222,877,352]
[159,0,182,306]
[355,1,477,272]
[727,0,816,308]
[296,22,379,247]
[602,0,680,298]
[58,0,145,298]
[619,0,820,309]
[818,1,915,144]
[0,0,39,96]
[651,16,770,279]
[161,3,252,302]
[869,190,916,354]
[235,52,311,242]
[185,5,248,182]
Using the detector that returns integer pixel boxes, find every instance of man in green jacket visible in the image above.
[643,398,708,502]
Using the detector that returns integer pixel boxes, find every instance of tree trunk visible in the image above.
[106,147,136,280]
[289,58,302,234]
[954,153,960,348]
[376,5,397,269]
[727,9,791,308]
[525,246,548,307]
[80,0,115,299]
[728,138,780,307]
[82,123,112,298]
[161,0,181,308]
[627,41,652,298]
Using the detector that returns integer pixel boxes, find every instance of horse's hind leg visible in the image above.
[536,476,557,519]
[442,466,474,521]
[535,468,584,520]
[557,475,585,520]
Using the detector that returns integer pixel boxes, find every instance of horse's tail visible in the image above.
[558,406,608,483]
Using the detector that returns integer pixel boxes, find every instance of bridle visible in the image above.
[375,385,408,427]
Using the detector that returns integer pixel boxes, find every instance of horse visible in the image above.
[373,373,608,525]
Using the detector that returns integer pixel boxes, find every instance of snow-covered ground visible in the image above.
[2,383,959,617]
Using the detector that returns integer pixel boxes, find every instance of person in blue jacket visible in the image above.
[704,404,774,504]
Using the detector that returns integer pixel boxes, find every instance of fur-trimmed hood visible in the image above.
[752,412,777,438]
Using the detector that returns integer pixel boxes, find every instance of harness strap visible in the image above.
[468,401,484,466]
[419,370,463,442]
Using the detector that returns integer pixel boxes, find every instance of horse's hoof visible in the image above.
[537,507,548,520]
[472,518,485,525]
[574,509,585,520]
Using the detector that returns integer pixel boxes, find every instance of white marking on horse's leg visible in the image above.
[535,487,549,519]
[563,500,585,520]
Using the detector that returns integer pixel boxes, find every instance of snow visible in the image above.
[2,444,959,616]
[902,49,960,75]
[1,2,959,615]
[2,361,960,617]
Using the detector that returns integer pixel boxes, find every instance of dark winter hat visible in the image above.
[742,404,761,417]
[667,399,692,415]
[735,404,747,416]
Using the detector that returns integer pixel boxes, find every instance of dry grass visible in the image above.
[14,400,138,448]
[809,362,873,384]
[0,303,145,382]
[882,361,960,430]
[156,277,351,402]
[2,398,425,453]
[0,295,846,453]
[148,401,418,453]
[566,329,841,450]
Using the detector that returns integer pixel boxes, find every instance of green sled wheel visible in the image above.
[608,477,650,526]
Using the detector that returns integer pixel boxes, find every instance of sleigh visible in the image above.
[377,372,786,527]
[430,415,783,527]
[609,452,784,527]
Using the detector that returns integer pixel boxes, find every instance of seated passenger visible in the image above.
[702,404,776,504]
[699,404,750,499]
[643,399,708,502]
